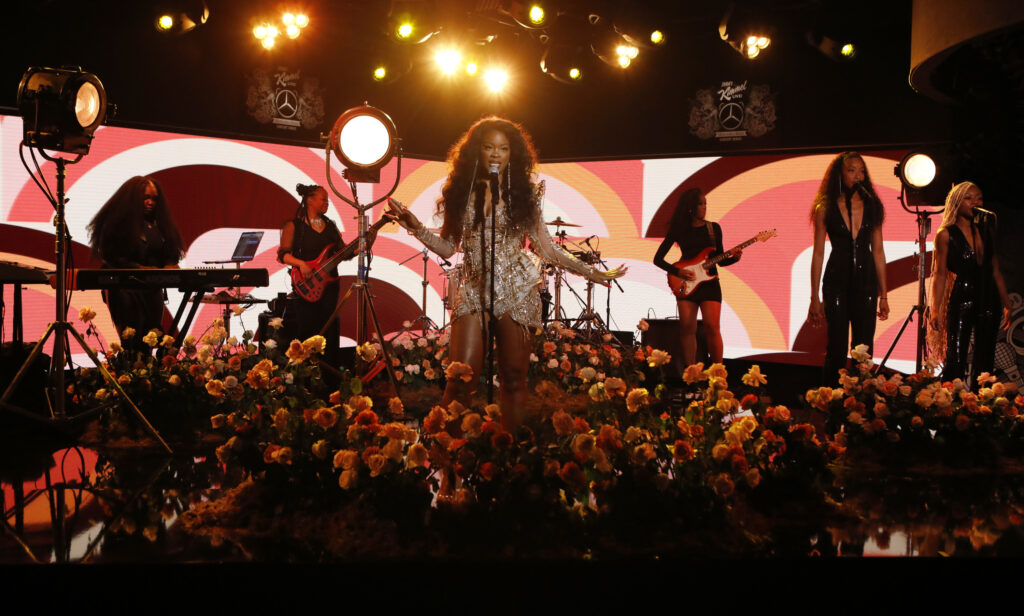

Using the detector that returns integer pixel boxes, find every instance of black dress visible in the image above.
[281,217,344,367]
[821,197,878,382]
[653,221,738,303]
[941,225,1000,382]
[102,218,173,346]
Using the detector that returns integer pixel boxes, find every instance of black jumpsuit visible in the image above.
[821,197,878,383]
[941,225,1000,383]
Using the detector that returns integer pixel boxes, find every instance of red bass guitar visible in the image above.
[666,229,776,299]
[291,216,393,302]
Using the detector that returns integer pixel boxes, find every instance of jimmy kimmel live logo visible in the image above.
[689,80,776,143]
[246,67,325,132]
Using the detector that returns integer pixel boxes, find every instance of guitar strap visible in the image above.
[705,221,714,248]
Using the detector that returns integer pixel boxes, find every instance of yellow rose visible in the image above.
[741,365,767,387]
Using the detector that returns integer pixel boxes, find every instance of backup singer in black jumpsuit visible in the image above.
[928,182,1011,384]
[653,187,741,366]
[808,153,889,383]
[87,176,184,352]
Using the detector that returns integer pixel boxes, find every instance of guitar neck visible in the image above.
[318,217,392,272]
[706,235,758,266]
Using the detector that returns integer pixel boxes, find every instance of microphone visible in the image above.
[582,235,597,248]
[488,163,500,176]
[853,181,875,202]
[973,207,996,223]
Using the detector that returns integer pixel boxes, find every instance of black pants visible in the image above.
[822,278,877,385]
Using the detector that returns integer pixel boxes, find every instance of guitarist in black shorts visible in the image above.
[653,187,741,366]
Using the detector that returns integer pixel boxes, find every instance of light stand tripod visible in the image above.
[321,127,402,393]
[0,150,172,453]
[874,186,942,375]
[396,246,440,332]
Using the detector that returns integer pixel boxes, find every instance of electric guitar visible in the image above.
[291,215,394,302]
[667,229,776,299]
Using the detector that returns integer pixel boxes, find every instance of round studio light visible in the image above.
[756,36,770,49]
[435,48,461,75]
[295,14,309,27]
[465,61,478,75]
[569,67,581,80]
[331,105,399,182]
[483,68,508,92]
[253,24,268,39]
[397,23,413,39]
[650,30,664,45]
[17,67,108,154]
[373,66,387,81]
[261,36,276,49]
[898,153,937,189]
[617,55,631,68]
[282,13,295,25]
[286,24,300,39]
[157,15,174,31]
[841,43,855,57]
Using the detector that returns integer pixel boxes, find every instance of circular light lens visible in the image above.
[901,153,937,189]
[296,14,309,27]
[338,115,392,167]
[528,5,545,24]
[841,43,855,57]
[616,55,631,68]
[286,24,300,39]
[465,61,478,75]
[267,25,279,38]
[650,30,664,44]
[436,49,461,75]
[397,23,413,39]
[157,15,174,30]
[756,36,770,49]
[373,66,387,81]
[253,24,268,39]
[75,82,101,127]
[282,13,295,25]
[746,46,760,58]
[746,35,758,47]
[569,67,581,80]
[483,68,508,92]
[262,36,276,49]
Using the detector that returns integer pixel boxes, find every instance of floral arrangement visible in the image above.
[806,345,1024,468]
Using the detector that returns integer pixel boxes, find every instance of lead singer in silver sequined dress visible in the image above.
[388,117,627,429]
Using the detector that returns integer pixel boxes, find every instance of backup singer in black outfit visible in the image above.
[809,152,889,383]
[653,187,741,365]
[278,184,347,367]
[87,176,184,350]
[928,182,1011,384]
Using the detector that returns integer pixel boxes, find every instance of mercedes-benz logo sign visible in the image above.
[275,89,298,118]
[718,102,744,130]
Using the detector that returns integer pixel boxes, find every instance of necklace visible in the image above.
[309,217,324,230]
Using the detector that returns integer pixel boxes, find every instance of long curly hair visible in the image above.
[809,152,885,229]
[87,176,184,265]
[926,181,980,367]
[437,116,540,247]
[667,187,704,237]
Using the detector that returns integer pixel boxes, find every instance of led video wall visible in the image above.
[1,116,921,371]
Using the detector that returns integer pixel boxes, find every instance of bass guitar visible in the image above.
[291,215,394,302]
[667,229,776,299]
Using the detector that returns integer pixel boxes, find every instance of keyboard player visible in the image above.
[86,176,184,351]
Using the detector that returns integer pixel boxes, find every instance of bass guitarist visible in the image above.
[277,183,379,367]
[653,187,741,366]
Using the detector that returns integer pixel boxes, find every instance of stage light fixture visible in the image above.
[466,61,479,75]
[896,153,937,190]
[253,24,268,39]
[17,66,109,155]
[388,2,440,44]
[286,24,300,39]
[397,22,414,39]
[529,5,545,25]
[806,30,856,62]
[262,36,276,49]
[295,14,309,27]
[283,12,295,25]
[373,66,387,81]
[154,1,208,35]
[435,48,462,75]
[650,30,664,45]
[541,44,588,84]
[719,2,772,59]
[483,68,509,93]
[841,43,855,57]
[329,104,399,183]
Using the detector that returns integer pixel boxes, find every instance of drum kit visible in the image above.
[399,219,620,341]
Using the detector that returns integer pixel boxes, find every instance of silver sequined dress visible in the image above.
[411,184,598,329]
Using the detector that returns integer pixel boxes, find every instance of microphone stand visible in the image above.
[485,166,499,404]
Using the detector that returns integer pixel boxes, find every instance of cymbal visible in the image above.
[545,217,582,228]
